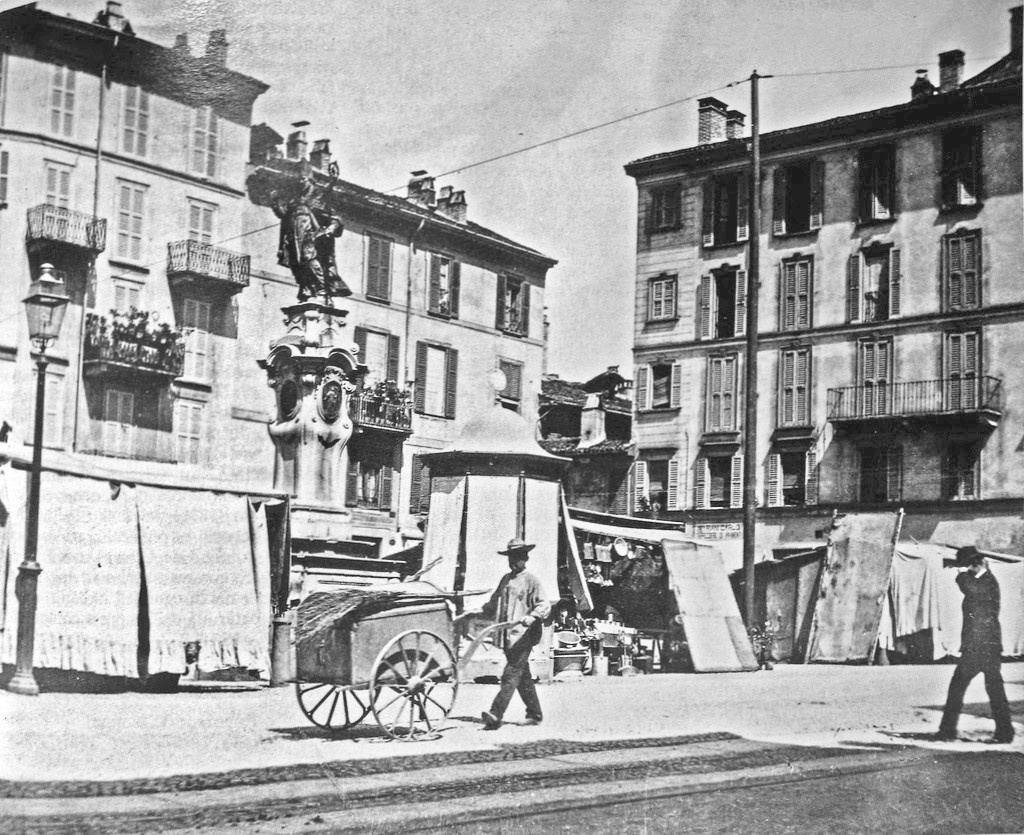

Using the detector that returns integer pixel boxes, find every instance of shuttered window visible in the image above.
[408,454,431,515]
[50,65,75,137]
[429,253,460,317]
[45,162,71,208]
[780,257,812,331]
[699,270,747,339]
[40,369,64,448]
[695,455,740,510]
[116,179,147,261]
[188,199,215,245]
[191,107,219,178]
[414,341,458,419]
[174,400,203,464]
[860,447,902,503]
[941,127,981,209]
[779,347,811,426]
[632,460,649,512]
[859,338,892,417]
[857,145,895,222]
[943,442,979,501]
[183,298,212,380]
[366,235,393,301]
[353,326,400,385]
[122,86,150,157]
[945,330,980,411]
[650,184,681,231]
[772,160,824,236]
[496,274,529,335]
[766,449,818,507]
[847,247,900,322]
[702,173,749,247]
[346,457,394,510]
[648,274,677,321]
[944,231,981,311]
[113,280,140,312]
[706,354,738,431]
[103,388,135,458]
[498,358,523,410]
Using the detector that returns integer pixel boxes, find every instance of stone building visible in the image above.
[624,7,1023,555]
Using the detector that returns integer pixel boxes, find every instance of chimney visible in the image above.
[725,109,746,139]
[938,50,964,92]
[1012,6,1022,54]
[309,138,332,170]
[407,171,435,207]
[286,130,307,161]
[173,33,190,55]
[911,69,936,101]
[104,1,124,29]
[698,97,728,144]
[206,29,228,66]
[448,190,467,223]
[578,393,607,448]
[435,185,453,213]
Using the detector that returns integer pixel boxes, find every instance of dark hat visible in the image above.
[955,545,985,566]
[498,538,535,557]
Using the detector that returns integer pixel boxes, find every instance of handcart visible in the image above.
[294,585,512,741]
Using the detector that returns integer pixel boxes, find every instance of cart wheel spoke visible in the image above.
[296,682,371,732]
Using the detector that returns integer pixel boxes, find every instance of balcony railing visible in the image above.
[167,240,250,290]
[827,376,1003,422]
[26,204,107,252]
[83,313,185,379]
[350,390,413,433]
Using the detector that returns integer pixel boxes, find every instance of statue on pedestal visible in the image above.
[272,177,352,302]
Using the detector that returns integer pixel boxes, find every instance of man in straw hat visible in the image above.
[935,546,1014,743]
[480,538,551,730]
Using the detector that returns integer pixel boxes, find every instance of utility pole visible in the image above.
[742,70,767,628]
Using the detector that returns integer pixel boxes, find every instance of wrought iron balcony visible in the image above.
[350,389,413,434]
[83,313,184,380]
[827,376,1002,427]
[26,204,107,253]
[167,240,250,293]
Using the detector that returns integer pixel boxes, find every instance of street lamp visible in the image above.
[7,264,69,696]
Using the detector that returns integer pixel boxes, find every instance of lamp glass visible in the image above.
[24,266,69,344]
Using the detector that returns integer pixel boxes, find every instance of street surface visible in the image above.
[1,663,1021,833]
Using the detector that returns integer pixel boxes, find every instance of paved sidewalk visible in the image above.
[1,662,1021,785]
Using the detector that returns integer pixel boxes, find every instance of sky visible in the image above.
[22,0,1018,382]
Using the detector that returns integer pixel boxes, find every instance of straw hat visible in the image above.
[498,538,535,556]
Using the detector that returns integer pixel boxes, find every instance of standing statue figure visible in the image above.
[272,177,352,302]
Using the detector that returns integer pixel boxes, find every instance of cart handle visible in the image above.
[457,620,518,670]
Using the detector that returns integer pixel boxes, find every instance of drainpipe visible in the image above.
[400,216,427,537]
[72,33,118,451]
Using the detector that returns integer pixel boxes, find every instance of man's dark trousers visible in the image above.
[939,654,1013,740]
[490,637,542,722]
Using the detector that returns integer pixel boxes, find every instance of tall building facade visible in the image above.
[0,3,556,571]
[624,8,1023,556]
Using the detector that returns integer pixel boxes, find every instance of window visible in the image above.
[103,388,135,458]
[648,274,677,321]
[191,107,219,178]
[632,457,682,512]
[174,400,203,464]
[706,354,739,432]
[857,145,895,222]
[0,151,8,206]
[779,257,812,330]
[408,454,431,515]
[860,446,901,503]
[45,161,71,208]
[115,179,147,261]
[122,86,149,157]
[772,160,824,235]
[694,454,743,509]
[182,298,212,379]
[414,342,458,419]
[702,172,749,246]
[699,268,747,339]
[353,326,399,385]
[846,246,901,322]
[40,368,64,448]
[945,330,980,410]
[346,443,395,510]
[497,358,523,411]
[941,127,981,209]
[50,65,75,137]
[779,347,811,426]
[427,253,460,317]
[496,274,530,335]
[943,442,979,500]
[766,450,818,507]
[650,184,681,231]
[113,279,140,312]
[188,199,216,245]
[634,361,681,411]
[859,337,892,416]
[366,235,392,302]
[944,230,981,310]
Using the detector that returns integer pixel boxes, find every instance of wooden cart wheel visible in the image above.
[295,682,371,731]
[369,629,459,741]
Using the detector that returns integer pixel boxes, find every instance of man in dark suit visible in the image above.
[937,546,1014,743]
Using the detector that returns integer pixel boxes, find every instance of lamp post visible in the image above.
[7,264,69,696]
